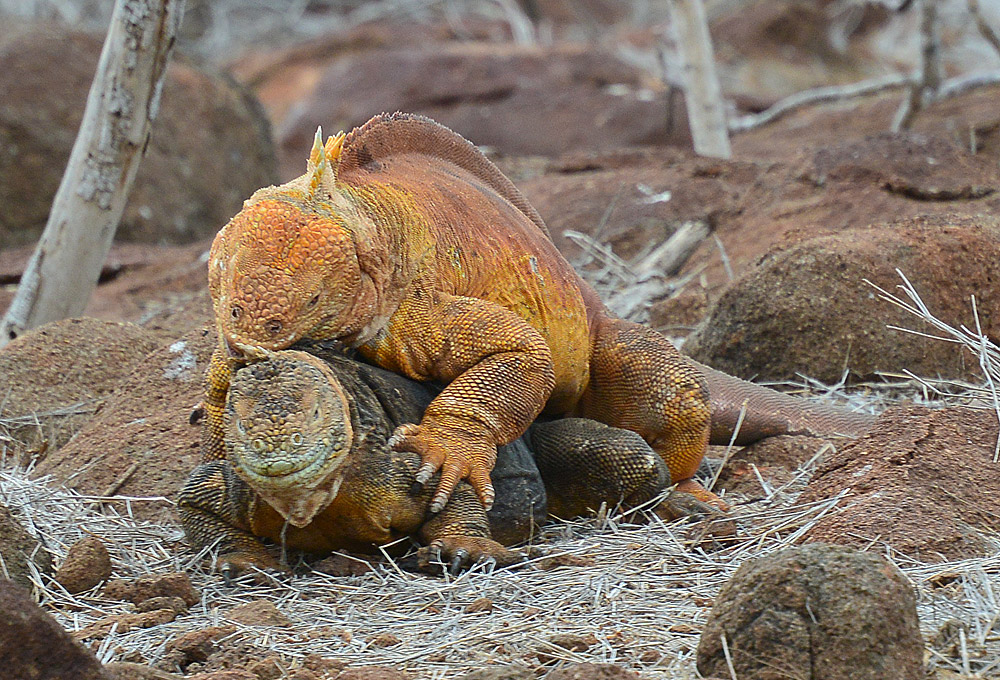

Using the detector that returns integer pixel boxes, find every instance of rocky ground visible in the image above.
[2,1,1000,678]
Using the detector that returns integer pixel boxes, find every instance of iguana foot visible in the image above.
[389,422,497,513]
[217,549,289,583]
[416,536,523,575]
[675,478,729,511]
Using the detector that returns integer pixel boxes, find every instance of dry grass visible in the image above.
[1,460,998,678]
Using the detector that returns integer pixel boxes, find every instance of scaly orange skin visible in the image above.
[204,112,715,511]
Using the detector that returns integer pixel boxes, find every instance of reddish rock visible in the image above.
[55,536,112,594]
[801,405,1000,560]
[712,434,840,500]
[277,43,689,179]
[0,317,162,454]
[0,502,52,592]
[0,579,109,680]
[697,543,923,680]
[336,668,410,680]
[0,22,276,249]
[226,600,292,627]
[547,664,639,680]
[35,327,216,513]
[103,572,201,607]
[686,213,1000,383]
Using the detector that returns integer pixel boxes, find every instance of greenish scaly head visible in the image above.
[225,350,353,527]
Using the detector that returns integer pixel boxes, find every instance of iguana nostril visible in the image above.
[266,319,283,335]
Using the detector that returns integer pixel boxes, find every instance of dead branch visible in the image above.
[668,0,731,159]
[967,0,1000,59]
[894,0,941,131]
[729,74,912,133]
[0,0,185,348]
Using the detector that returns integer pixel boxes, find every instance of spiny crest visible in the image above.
[305,126,346,199]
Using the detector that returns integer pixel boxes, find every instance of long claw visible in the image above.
[449,549,470,575]
[414,462,435,486]
[429,491,448,514]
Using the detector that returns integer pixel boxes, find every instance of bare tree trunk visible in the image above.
[0,0,185,348]
[669,0,732,159]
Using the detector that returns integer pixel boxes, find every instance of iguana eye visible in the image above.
[231,305,242,320]
[307,294,320,308]
[235,419,246,435]
[312,406,322,422]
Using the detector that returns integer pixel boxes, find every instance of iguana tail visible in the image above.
[694,360,877,445]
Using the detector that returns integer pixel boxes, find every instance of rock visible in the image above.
[187,671,257,680]
[712,434,836,501]
[0,502,52,592]
[546,664,639,680]
[696,543,923,680]
[336,668,410,680]
[55,535,112,594]
[226,600,292,627]
[278,43,689,178]
[800,405,1000,560]
[0,579,109,680]
[103,572,201,607]
[457,666,535,680]
[35,326,217,516]
[159,626,235,669]
[103,662,183,679]
[686,213,1000,383]
[0,317,161,455]
[136,596,189,614]
[0,22,277,248]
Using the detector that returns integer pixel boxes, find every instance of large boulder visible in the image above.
[686,213,1000,383]
[0,317,162,454]
[35,326,217,516]
[277,43,690,178]
[801,405,1000,560]
[697,543,923,680]
[0,579,110,680]
[0,22,277,248]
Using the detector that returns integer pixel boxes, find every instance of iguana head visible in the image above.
[208,130,376,358]
[225,350,353,527]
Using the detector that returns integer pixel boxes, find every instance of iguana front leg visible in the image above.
[361,290,556,512]
[177,461,284,575]
[200,342,237,462]
[415,480,522,573]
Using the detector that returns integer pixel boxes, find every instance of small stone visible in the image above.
[187,671,257,680]
[226,599,292,627]
[302,653,346,677]
[537,633,598,664]
[55,535,111,594]
[547,663,639,679]
[103,571,200,606]
[337,667,410,680]
[368,632,402,648]
[136,595,189,614]
[164,626,236,665]
[457,665,535,680]
[311,553,374,576]
[464,597,493,614]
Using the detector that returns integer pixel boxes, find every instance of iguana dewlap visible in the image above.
[203,111,874,512]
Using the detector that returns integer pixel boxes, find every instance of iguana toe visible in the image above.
[674,478,730,511]
[416,536,522,574]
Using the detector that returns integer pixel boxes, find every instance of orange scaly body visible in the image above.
[203,113,737,510]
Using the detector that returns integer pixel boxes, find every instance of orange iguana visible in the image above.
[202,112,874,513]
